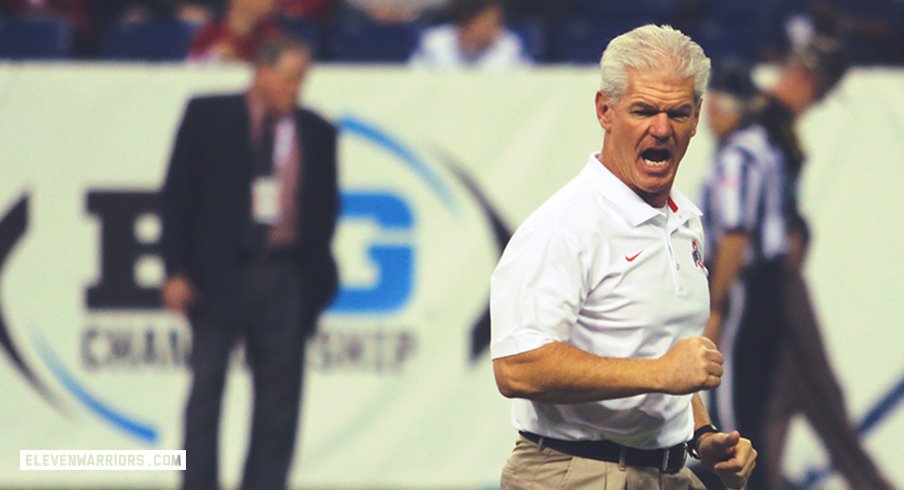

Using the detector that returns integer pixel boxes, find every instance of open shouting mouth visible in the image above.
[641,147,673,169]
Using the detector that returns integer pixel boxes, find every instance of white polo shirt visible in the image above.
[490,154,710,450]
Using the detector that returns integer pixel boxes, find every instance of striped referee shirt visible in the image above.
[701,124,791,268]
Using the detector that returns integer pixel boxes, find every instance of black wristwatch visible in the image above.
[689,423,719,459]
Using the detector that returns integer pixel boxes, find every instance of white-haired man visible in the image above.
[490,24,757,489]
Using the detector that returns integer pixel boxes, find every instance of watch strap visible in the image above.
[689,423,719,459]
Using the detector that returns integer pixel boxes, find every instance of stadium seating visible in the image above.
[688,17,776,63]
[548,0,678,64]
[328,15,419,63]
[510,19,546,62]
[571,0,675,20]
[1,1,901,66]
[549,18,642,64]
[281,18,325,60]
[101,20,199,62]
[0,18,73,60]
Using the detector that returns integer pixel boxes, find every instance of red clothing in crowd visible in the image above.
[6,0,92,31]
[274,0,331,19]
[187,17,284,63]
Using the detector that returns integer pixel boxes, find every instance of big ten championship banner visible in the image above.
[0,64,902,489]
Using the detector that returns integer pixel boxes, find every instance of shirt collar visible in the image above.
[668,187,702,218]
[581,153,701,228]
[246,92,295,140]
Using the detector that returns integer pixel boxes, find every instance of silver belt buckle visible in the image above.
[661,446,670,472]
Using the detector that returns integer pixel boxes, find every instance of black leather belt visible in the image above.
[519,431,688,474]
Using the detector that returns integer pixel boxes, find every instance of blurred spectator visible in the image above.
[187,0,284,63]
[90,1,216,25]
[163,36,339,490]
[705,60,758,143]
[408,0,530,70]
[173,2,215,25]
[781,0,900,64]
[343,0,449,23]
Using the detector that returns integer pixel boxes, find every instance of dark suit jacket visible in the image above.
[161,94,339,337]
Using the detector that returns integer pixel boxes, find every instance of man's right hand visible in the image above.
[657,336,724,394]
[699,430,757,489]
[162,275,198,316]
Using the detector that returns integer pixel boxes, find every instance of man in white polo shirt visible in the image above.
[490,25,757,489]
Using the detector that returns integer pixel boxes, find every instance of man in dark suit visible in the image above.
[161,36,339,490]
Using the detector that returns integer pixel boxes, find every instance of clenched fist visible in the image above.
[656,336,723,394]
[698,430,757,489]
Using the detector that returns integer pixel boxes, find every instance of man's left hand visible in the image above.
[697,430,757,489]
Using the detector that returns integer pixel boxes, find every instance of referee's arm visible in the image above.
[704,232,748,346]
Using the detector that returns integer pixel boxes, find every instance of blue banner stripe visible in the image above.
[34,335,158,444]
[338,115,461,215]
[858,371,904,435]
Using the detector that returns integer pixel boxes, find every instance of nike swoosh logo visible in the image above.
[625,251,642,262]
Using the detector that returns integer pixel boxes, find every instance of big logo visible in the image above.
[0,115,510,446]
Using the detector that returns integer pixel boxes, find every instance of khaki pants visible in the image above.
[501,435,706,490]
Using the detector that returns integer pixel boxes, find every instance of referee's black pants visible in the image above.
[707,263,892,490]
[758,269,892,490]
[182,256,307,490]
[729,263,788,490]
